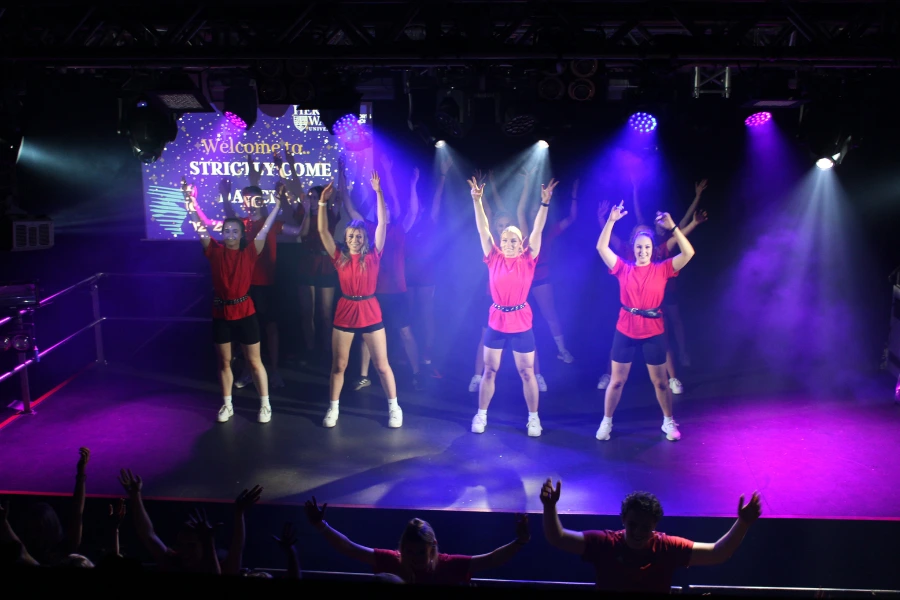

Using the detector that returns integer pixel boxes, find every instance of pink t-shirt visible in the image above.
[484,245,536,333]
[373,548,472,585]
[582,530,694,594]
[610,256,678,339]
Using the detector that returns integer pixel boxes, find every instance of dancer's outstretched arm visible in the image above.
[431,157,453,222]
[372,171,387,253]
[655,212,695,271]
[631,174,647,226]
[469,514,531,572]
[469,177,493,257]
[597,202,627,269]
[689,492,761,566]
[183,179,211,249]
[558,179,579,232]
[317,181,337,256]
[516,166,536,237]
[306,497,376,566]
[403,167,420,233]
[529,178,559,259]
[540,479,586,554]
[679,179,708,229]
[253,194,282,255]
[665,208,707,253]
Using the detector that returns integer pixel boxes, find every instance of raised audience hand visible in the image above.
[304,496,327,526]
[468,177,485,201]
[76,447,90,476]
[117,469,143,495]
[108,498,126,529]
[272,522,298,552]
[692,209,709,225]
[235,485,263,513]
[540,478,562,507]
[186,507,220,541]
[695,179,708,196]
[515,514,530,544]
[738,492,762,523]
[541,178,559,203]
[597,200,611,224]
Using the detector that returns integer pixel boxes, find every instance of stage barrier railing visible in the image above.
[0,272,207,415]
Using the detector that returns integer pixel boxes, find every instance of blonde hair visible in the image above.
[340,220,370,271]
[502,225,524,242]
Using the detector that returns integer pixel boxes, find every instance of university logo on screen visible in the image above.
[294,108,330,133]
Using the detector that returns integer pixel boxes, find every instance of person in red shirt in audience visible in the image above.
[319,172,403,429]
[345,164,424,392]
[469,175,559,438]
[184,179,282,423]
[595,201,695,441]
[541,478,761,594]
[305,496,532,584]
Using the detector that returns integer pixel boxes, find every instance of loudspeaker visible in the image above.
[0,217,54,251]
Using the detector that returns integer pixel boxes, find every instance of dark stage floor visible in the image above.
[1,362,899,520]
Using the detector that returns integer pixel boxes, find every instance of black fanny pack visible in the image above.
[492,302,527,312]
[214,295,250,307]
[622,305,663,319]
[345,294,375,301]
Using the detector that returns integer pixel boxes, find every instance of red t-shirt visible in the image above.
[244,218,284,286]
[204,239,259,320]
[365,221,407,294]
[332,247,383,328]
[373,548,472,585]
[300,209,339,277]
[582,530,693,594]
[534,222,562,281]
[484,245,537,333]
[610,256,678,339]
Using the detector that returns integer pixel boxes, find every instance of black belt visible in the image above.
[492,302,527,312]
[345,294,375,301]
[622,305,663,319]
[214,295,250,306]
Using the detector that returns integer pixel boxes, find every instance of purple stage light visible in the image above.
[745,112,772,127]
[224,111,247,129]
[628,112,657,133]
[333,113,372,151]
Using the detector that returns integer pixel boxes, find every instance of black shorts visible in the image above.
[377,293,411,329]
[298,272,338,288]
[248,285,276,323]
[610,330,667,366]
[213,314,261,346]
[333,322,385,334]
[483,326,536,354]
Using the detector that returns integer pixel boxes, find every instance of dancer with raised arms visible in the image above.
[469,175,558,437]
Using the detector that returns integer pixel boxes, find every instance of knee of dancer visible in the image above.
[399,326,414,342]
[373,360,392,377]
[331,356,349,374]
[247,356,266,372]
[653,380,669,393]
[218,358,232,370]
[482,364,499,378]
[609,377,627,389]
[517,366,535,382]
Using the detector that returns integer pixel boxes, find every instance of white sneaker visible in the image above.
[596,420,612,441]
[527,415,542,437]
[557,349,575,363]
[471,413,487,433]
[662,419,681,441]
[234,372,254,389]
[269,371,285,389]
[258,405,272,424]
[323,407,339,428]
[468,375,482,392]
[669,378,684,394]
[536,374,548,392]
[217,404,234,423]
[597,374,611,390]
[388,406,403,428]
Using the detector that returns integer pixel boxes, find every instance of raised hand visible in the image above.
[76,447,90,477]
[108,498,126,530]
[571,178,580,199]
[608,201,628,222]
[738,492,762,524]
[218,179,232,201]
[597,200,611,224]
[369,171,381,192]
[235,485,263,513]
[321,181,335,203]
[520,165,536,178]
[655,211,676,231]
[185,507,220,541]
[304,496,327,525]
[695,179,708,196]
[540,478,561,507]
[467,177,485,202]
[247,154,261,186]
[273,150,283,169]
[692,209,709,225]
[472,169,485,186]
[515,514,530,544]
[181,178,198,211]
[283,145,296,165]
[379,155,393,172]
[272,522,298,552]
[117,468,142,496]
[411,167,420,183]
[541,178,560,203]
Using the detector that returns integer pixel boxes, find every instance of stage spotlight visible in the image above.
[816,157,835,170]
[0,126,23,162]
[223,83,259,130]
[118,98,178,164]
[435,96,463,138]
[745,112,772,127]
[628,112,657,133]
[435,140,447,148]
[537,140,549,149]
[333,113,372,151]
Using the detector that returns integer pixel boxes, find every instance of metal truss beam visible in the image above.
[0,1,895,69]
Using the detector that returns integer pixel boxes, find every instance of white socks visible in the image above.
[477,408,487,417]
[260,395,270,409]
[553,335,566,352]
[602,416,613,425]
[529,411,539,419]
[387,397,399,409]
[223,395,233,407]
[663,415,674,424]
[329,400,339,411]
